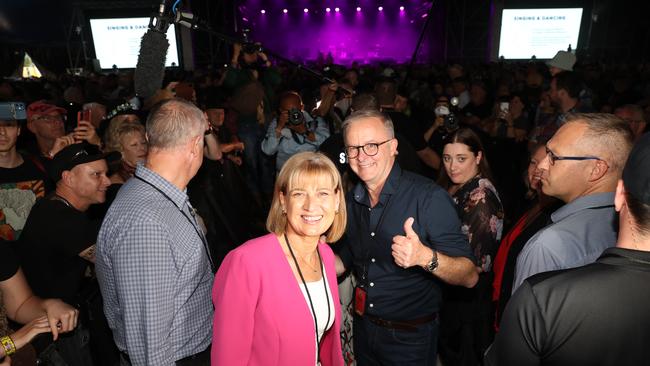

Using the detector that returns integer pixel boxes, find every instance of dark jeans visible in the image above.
[354,315,438,366]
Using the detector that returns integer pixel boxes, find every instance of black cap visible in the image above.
[622,132,650,204]
[49,142,120,182]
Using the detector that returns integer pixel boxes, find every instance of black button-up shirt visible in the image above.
[338,162,473,320]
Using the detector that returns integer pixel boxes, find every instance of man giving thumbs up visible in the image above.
[335,110,477,365]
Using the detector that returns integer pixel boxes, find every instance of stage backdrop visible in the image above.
[236,1,442,65]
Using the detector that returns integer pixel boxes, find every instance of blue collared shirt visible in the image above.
[512,192,616,293]
[261,111,330,171]
[96,164,214,366]
[337,162,473,320]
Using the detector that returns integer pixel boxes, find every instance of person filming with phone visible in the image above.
[261,91,330,172]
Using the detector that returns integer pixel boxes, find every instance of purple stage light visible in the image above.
[304,8,309,13]
[335,7,340,12]
[378,6,383,11]
[399,6,405,11]
[283,8,288,14]
[260,9,266,14]
[356,7,361,12]
[326,7,331,12]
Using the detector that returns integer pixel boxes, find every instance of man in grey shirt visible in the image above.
[512,113,634,292]
[96,99,214,365]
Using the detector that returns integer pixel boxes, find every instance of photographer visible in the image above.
[261,92,329,172]
[489,94,531,142]
[425,95,460,156]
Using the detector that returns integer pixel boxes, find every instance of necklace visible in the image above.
[297,253,320,273]
[285,233,331,364]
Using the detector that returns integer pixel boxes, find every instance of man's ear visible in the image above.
[614,179,626,213]
[61,169,74,188]
[588,159,609,182]
[26,119,36,134]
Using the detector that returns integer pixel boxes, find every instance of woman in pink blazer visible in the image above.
[212,152,346,366]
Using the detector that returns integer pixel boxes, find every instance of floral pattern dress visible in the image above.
[452,176,504,272]
[439,175,504,366]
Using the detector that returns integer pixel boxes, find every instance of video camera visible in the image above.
[0,102,27,121]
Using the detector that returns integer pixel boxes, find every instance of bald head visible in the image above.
[146,98,206,150]
[279,92,303,111]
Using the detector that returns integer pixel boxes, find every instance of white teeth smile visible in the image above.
[302,216,323,222]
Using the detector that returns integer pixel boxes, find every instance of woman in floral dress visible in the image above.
[437,128,504,366]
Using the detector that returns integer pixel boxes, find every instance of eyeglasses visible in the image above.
[32,115,64,123]
[545,146,603,166]
[345,139,392,159]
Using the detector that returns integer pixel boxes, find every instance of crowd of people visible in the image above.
[1,45,650,366]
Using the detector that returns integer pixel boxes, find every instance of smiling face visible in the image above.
[65,159,111,206]
[280,172,340,241]
[442,142,481,186]
[344,116,397,190]
[527,144,546,191]
[119,130,148,166]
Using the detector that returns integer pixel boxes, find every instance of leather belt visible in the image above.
[364,313,437,332]
[120,347,209,365]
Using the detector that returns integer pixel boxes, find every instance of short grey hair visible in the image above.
[146,98,205,149]
[565,113,634,174]
[342,109,394,143]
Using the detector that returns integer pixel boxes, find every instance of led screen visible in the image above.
[498,8,583,59]
[90,17,180,69]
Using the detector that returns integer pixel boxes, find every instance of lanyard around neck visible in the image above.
[135,175,216,273]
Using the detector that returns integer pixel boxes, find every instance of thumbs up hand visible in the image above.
[391,217,429,269]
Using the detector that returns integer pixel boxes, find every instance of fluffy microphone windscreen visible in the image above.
[134,29,169,99]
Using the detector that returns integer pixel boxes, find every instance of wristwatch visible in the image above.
[424,251,439,273]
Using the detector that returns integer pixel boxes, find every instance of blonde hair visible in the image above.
[104,119,145,153]
[266,152,347,242]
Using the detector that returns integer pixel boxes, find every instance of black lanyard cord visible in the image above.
[135,175,216,273]
[285,233,331,364]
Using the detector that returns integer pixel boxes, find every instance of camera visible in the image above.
[0,102,26,121]
[443,97,460,131]
[241,28,261,54]
[287,108,304,126]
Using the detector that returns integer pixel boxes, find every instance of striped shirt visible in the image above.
[96,164,214,365]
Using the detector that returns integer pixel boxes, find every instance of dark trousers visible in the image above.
[353,315,438,366]
[119,348,209,366]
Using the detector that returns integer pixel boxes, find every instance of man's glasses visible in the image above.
[545,146,603,166]
[32,115,64,123]
[345,139,392,159]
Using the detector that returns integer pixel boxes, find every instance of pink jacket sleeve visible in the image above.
[211,249,259,365]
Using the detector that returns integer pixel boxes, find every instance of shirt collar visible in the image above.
[352,160,401,207]
[551,192,615,223]
[134,163,189,210]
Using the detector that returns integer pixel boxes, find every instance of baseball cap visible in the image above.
[27,100,67,120]
[546,51,576,72]
[48,142,120,182]
[622,132,650,204]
